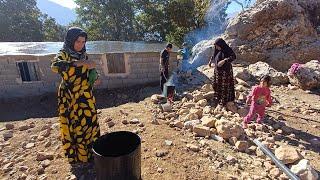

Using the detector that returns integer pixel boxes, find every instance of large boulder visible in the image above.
[223,0,320,71]
[233,66,254,81]
[203,91,215,100]
[189,40,214,69]
[178,108,190,115]
[193,125,211,137]
[288,60,320,90]
[201,116,216,128]
[174,121,184,128]
[151,94,165,104]
[275,145,302,164]
[291,159,319,180]
[184,120,201,130]
[248,61,289,85]
[196,65,214,80]
[192,93,204,102]
[182,113,199,122]
[197,99,208,107]
[215,119,244,139]
[189,108,203,118]
[235,141,249,152]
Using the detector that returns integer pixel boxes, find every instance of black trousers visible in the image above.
[160,68,169,92]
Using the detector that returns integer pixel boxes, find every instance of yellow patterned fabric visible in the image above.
[51,50,100,163]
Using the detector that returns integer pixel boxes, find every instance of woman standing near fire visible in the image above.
[51,27,100,163]
[208,38,236,105]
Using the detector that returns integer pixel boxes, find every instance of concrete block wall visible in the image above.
[126,52,178,85]
[0,51,177,99]
[0,54,60,98]
[91,52,177,90]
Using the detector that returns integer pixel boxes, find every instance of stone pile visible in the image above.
[151,62,319,179]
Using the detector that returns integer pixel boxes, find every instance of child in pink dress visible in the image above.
[243,75,272,128]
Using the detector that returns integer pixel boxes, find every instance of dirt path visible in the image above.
[0,98,262,180]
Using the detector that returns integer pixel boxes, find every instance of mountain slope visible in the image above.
[36,0,77,25]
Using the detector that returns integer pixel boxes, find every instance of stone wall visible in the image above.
[0,52,177,99]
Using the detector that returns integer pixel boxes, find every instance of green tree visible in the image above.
[133,0,174,41]
[0,0,255,43]
[166,26,190,47]
[194,0,212,28]
[0,0,43,41]
[133,0,217,46]
[165,0,213,46]
[165,0,194,46]
[75,0,139,41]
[167,0,197,28]
[41,14,66,41]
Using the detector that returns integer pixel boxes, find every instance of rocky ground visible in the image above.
[2,0,320,179]
[0,64,320,180]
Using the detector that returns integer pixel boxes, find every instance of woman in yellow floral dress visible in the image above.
[51,27,100,163]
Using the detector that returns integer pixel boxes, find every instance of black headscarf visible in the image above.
[62,27,88,60]
[213,38,233,58]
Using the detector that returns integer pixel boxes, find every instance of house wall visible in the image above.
[0,52,178,99]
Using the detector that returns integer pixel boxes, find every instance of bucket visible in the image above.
[163,82,175,101]
[92,131,141,180]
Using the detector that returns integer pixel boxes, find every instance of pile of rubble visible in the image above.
[183,60,320,91]
[150,62,319,179]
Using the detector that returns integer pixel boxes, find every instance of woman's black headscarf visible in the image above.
[213,38,233,57]
[62,27,88,60]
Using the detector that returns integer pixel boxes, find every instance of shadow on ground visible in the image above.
[0,83,160,122]
[0,65,213,122]
[70,163,96,180]
[266,111,320,154]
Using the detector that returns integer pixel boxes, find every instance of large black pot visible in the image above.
[92,131,141,180]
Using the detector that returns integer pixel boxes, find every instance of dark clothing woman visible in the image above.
[160,49,170,91]
[51,28,100,163]
[209,38,236,105]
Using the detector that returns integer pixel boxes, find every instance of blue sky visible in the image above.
[48,0,77,9]
[227,0,256,14]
